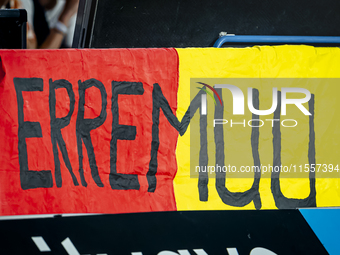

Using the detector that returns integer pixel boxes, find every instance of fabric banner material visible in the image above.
[0,49,179,214]
[0,46,340,215]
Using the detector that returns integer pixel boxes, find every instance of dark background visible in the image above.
[88,0,340,48]
[0,210,328,254]
[0,9,26,49]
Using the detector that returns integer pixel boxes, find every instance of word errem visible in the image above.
[14,78,183,192]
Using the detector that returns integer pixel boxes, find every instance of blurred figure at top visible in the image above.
[1,0,79,48]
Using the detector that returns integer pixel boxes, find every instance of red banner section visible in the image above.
[0,49,179,215]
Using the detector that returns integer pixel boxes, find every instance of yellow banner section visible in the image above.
[175,46,340,210]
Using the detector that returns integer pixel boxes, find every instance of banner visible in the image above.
[175,46,340,210]
[0,49,179,214]
[0,46,340,215]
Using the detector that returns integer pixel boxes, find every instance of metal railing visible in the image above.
[214,35,340,48]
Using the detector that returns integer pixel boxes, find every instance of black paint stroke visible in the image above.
[49,79,79,187]
[14,78,53,190]
[148,83,202,192]
[110,81,144,190]
[76,79,107,187]
[214,88,262,209]
[198,101,209,201]
[271,92,316,209]
[0,57,6,83]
